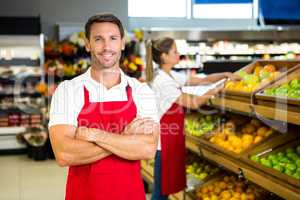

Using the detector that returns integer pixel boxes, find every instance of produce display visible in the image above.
[208,118,275,154]
[186,162,220,181]
[225,64,281,92]
[185,114,222,137]
[195,175,265,200]
[264,79,300,99]
[250,145,300,180]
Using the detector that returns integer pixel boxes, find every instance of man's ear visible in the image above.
[85,38,91,52]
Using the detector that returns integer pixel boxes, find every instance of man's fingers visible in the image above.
[130,118,154,128]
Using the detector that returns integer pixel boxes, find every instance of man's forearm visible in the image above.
[68,148,111,166]
[89,130,157,160]
[50,128,111,166]
[57,138,111,166]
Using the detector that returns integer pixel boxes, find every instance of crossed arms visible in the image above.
[49,118,159,167]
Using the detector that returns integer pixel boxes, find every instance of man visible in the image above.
[49,13,159,200]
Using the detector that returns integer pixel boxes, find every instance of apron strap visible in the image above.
[126,85,132,100]
[83,86,90,104]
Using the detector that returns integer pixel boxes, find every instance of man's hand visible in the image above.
[76,127,98,142]
[224,72,242,82]
[123,118,159,135]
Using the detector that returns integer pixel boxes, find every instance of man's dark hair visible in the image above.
[85,13,124,40]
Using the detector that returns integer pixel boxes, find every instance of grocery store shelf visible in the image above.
[185,135,202,155]
[0,135,26,150]
[254,105,300,126]
[0,58,40,66]
[141,161,191,200]
[0,92,42,98]
[0,127,26,135]
[210,97,252,114]
[185,135,300,200]
[210,97,300,126]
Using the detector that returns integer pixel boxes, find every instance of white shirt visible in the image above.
[49,67,159,132]
[150,70,187,150]
[151,69,187,120]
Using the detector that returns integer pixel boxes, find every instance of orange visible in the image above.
[201,186,209,194]
[246,193,255,200]
[234,148,243,154]
[257,127,269,137]
[208,184,214,192]
[265,129,274,137]
[254,66,263,76]
[223,176,230,183]
[254,135,263,143]
[220,190,232,199]
[243,124,256,134]
[242,134,254,142]
[250,119,261,128]
[219,181,227,190]
[242,139,252,149]
[263,64,276,72]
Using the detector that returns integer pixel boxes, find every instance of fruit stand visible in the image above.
[141,59,300,200]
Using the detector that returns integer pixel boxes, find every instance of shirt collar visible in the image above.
[157,69,181,87]
[158,69,173,81]
[84,67,128,90]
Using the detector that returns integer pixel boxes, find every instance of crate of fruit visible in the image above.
[255,65,300,112]
[247,139,300,189]
[186,151,222,190]
[189,173,276,200]
[184,113,222,139]
[223,60,300,103]
[197,115,283,159]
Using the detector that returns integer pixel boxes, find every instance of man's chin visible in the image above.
[94,63,117,69]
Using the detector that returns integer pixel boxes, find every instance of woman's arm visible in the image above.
[176,86,222,109]
[186,72,241,86]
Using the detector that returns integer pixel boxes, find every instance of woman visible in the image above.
[146,37,240,200]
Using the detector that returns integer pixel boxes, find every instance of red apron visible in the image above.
[65,86,146,200]
[160,103,186,195]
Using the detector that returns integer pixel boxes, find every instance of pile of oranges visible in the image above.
[196,175,261,200]
[208,119,274,154]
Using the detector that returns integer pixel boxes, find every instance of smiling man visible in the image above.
[48,13,159,200]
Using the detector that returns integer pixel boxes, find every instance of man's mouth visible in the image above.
[99,52,115,60]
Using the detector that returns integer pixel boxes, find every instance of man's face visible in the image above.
[85,22,125,69]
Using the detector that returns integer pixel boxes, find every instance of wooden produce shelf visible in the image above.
[254,105,300,126]
[185,135,202,155]
[185,136,300,200]
[210,97,252,115]
[210,97,300,126]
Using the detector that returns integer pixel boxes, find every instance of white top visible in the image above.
[49,67,159,147]
[151,69,187,120]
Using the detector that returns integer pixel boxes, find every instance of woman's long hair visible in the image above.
[145,37,175,82]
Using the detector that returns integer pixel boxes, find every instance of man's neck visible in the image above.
[90,65,121,89]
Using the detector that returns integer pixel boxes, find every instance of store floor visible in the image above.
[0,155,152,200]
[0,155,67,200]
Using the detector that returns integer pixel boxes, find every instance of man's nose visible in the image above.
[103,40,110,49]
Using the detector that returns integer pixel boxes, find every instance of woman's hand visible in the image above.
[224,72,242,82]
